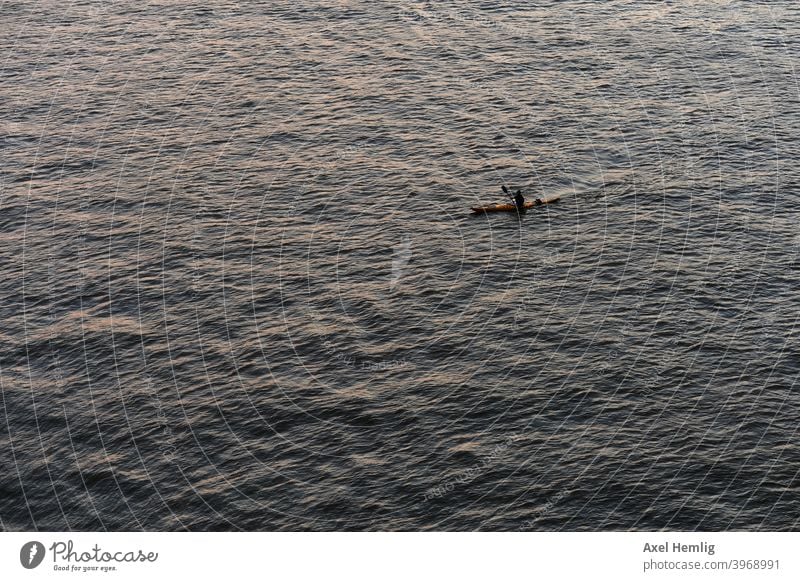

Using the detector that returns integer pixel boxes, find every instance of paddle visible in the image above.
[502,185,524,210]
[501,185,516,204]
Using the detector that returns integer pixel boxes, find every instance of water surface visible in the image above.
[2,1,799,531]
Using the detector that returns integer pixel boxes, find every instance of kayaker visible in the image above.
[514,189,525,211]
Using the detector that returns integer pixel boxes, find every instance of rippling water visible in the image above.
[2,1,800,531]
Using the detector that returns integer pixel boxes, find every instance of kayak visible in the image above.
[470,196,561,214]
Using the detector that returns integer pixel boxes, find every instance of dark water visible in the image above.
[2,1,800,531]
